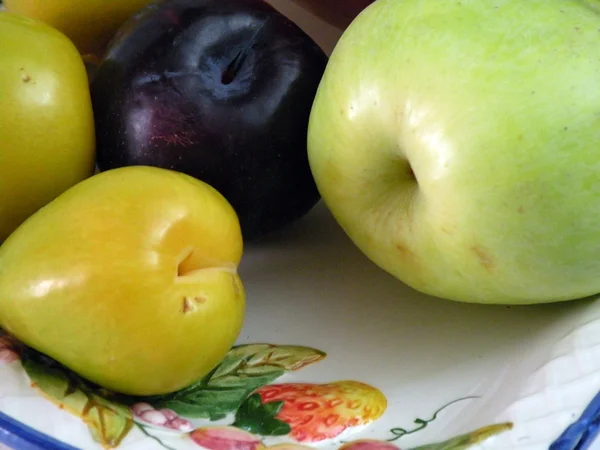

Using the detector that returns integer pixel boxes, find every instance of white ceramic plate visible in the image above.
[2,2,600,450]
[2,202,600,450]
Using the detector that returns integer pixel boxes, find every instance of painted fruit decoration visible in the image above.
[255,381,388,443]
[190,426,265,450]
[90,0,328,241]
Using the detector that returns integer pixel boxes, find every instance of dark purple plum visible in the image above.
[90,0,328,241]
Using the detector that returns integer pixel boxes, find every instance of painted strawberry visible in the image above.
[255,381,387,443]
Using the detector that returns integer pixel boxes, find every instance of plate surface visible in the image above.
[2,2,600,450]
[2,203,600,450]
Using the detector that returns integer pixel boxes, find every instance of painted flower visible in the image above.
[255,381,387,443]
[190,426,265,450]
[131,402,193,432]
[339,440,400,450]
[0,336,18,363]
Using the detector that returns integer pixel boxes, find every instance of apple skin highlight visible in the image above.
[308,0,600,305]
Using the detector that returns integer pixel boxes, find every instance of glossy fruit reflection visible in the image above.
[308,0,600,304]
[0,12,95,243]
[3,0,155,56]
[90,0,328,241]
[0,166,246,396]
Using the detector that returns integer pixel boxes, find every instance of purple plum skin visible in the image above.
[90,0,328,241]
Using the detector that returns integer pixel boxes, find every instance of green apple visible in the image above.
[0,12,96,243]
[0,166,246,396]
[307,0,600,305]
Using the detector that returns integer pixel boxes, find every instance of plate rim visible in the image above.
[0,411,79,450]
[1,389,600,450]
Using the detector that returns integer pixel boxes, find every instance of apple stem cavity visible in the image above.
[221,17,271,85]
[407,164,417,182]
[177,247,196,277]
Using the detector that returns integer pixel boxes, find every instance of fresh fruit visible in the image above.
[3,0,155,56]
[307,0,600,305]
[290,0,374,30]
[255,381,387,442]
[90,0,328,241]
[0,12,95,243]
[0,166,246,396]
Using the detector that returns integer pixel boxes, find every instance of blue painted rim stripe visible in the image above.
[549,389,600,450]
[1,388,600,449]
[0,412,79,450]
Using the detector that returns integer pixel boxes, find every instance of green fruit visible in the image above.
[307,0,600,305]
[0,166,246,396]
[0,12,95,243]
[4,0,155,57]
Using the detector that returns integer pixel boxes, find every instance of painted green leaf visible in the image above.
[147,383,265,421]
[22,355,134,449]
[215,344,327,374]
[233,393,291,436]
[410,423,513,450]
[143,344,326,420]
